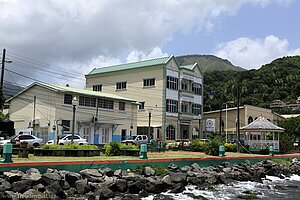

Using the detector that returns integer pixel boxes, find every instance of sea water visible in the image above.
[143,175,300,200]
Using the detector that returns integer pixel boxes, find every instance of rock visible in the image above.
[223,167,232,173]
[80,169,103,182]
[46,168,56,173]
[191,163,201,172]
[181,166,192,173]
[99,168,114,177]
[22,189,44,200]
[41,172,61,185]
[45,181,66,199]
[168,163,179,171]
[187,171,196,177]
[153,194,174,200]
[32,183,45,192]
[26,168,40,174]
[114,169,122,177]
[139,190,149,198]
[144,180,166,194]
[4,171,24,183]
[116,179,127,192]
[11,180,32,193]
[222,162,232,168]
[65,172,81,187]
[205,174,218,184]
[22,172,42,183]
[187,177,204,185]
[144,166,156,176]
[75,179,89,194]
[103,176,117,189]
[60,180,71,190]
[66,187,77,196]
[0,178,11,192]
[128,180,145,194]
[168,172,187,184]
[94,184,114,198]
[162,175,172,185]
[171,183,185,193]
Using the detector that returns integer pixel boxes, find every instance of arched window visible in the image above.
[166,125,176,140]
[248,116,253,124]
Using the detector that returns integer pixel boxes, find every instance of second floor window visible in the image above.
[119,102,125,111]
[139,102,145,110]
[79,96,96,107]
[93,84,102,92]
[166,99,178,113]
[64,94,73,105]
[192,104,201,115]
[143,78,155,87]
[181,104,188,113]
[98,98,114,109]
[192,83,202,95]
[116,82,127,90]
[167,76,178,90]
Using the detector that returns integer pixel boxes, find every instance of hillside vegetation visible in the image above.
[204,56,300,112]
[176,54,245,72]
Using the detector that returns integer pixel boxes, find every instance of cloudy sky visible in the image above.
[1,0,300,88]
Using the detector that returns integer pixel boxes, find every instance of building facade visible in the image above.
[7,82,138,144]
[202,105,284,141]
[85,56,203,141]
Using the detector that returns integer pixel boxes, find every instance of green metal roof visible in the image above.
[87,56,172,76]
[180,64,196,70]
[7,82,136,103]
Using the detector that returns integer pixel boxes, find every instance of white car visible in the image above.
[47,134,88,145]
[0,134,44,147]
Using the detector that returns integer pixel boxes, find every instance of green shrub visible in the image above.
[40,143,99,150]
[120,144,139,150]
[104,142,121,156]
[224,143,237,152]
[190,139,206,152]
[204,136,223,156]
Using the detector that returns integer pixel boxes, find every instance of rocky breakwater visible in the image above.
[0,159,300,199]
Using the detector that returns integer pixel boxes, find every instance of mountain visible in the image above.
[203,56,300,113]
[176,54,245,72]
[3,82,24,100]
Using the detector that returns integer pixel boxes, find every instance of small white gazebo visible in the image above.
[240,116,285,152]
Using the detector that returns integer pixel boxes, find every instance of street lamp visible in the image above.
[198,114,202,139]
[71,96,78,144]
[148,108,152,139]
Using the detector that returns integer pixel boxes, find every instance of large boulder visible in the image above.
[94,184,114,199]
[4,171,24,183]
[22,172,42,183]
[116,179,127,192]
[144,166,155,177]
[11,180,32,193]
[144,180,166,194]
[171,183,185,193]
[127,180,145,194]
[99,168,114,177]
[191,163,201,172]
[168,163,179,171]
[41,172,61,185]
[45,181,66,199]
[80,169,103,182]
[168,172,187,184]
[75,179,90,194]
[65,172,81,187]
[0,178,11,192]
[32,183,46,193]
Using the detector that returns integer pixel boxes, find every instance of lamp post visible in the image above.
[71,97,78,144]
[148,108,152,139]
[198,114,202,138]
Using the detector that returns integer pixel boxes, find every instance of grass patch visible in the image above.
[40,143,99,150]
[136,164,168,176]
[272,159,291,165]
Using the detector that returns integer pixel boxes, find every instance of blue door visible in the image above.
[94,133,99,144]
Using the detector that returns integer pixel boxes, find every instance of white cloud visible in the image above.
[0,0,295,85]
[126,47,168,63]
[214,35,300,69]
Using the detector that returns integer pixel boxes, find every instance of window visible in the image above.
[192,83,202,95]
[248,116,253,124]
[143,78,155,87]
[192,104,201,115]
[166,125,175,140]
[79,96,96,107]
[181,82,188,91]
[167,76,178,90]
[116,81,127,90]
[62,120,70,131]
[102,128,109,143]
[64,94,73,104]
[93,84,102,92]
[119,102,125,111]
[181,104,188,113]
[139,102,145,110]
[166,99,178,113]
[98,98,114,109]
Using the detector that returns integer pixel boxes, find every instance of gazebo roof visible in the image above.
[240,116,285,132]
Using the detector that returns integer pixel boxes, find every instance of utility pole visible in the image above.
[237,77,241,152]
[0,49,6,113]
[32,95,36,133]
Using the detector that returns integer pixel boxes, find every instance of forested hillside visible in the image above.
[204,56,300,112]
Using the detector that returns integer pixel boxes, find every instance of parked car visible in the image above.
[0,134,44,147]
[121,135,149,145]
[46,134,88,145]
[167,139,191,149]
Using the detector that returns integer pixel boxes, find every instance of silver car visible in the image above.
[47,134,88,145]
[0,134,44,147]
